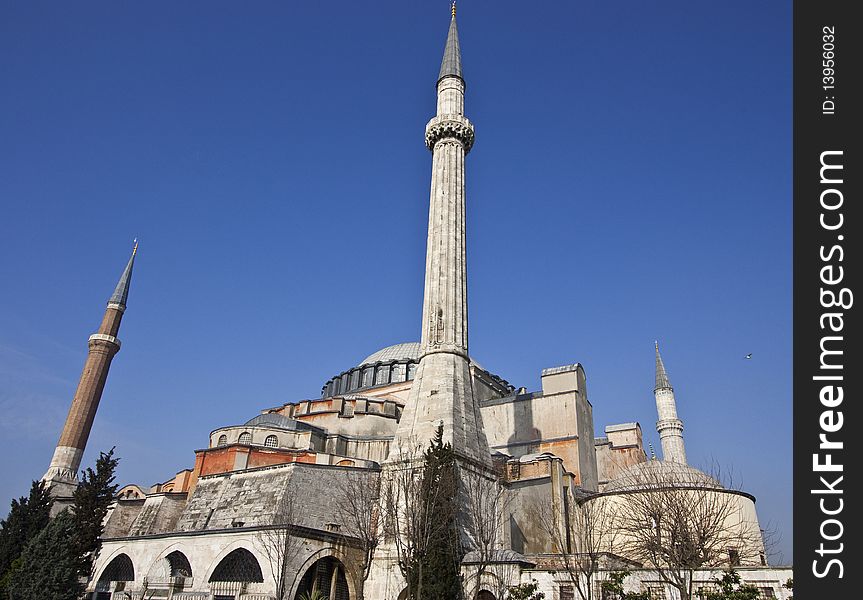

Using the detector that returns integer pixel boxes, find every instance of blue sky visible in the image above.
[0,1,792,562]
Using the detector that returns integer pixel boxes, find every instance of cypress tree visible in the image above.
[418,424,462,600]
[71,448,119,578]
[0,481,53,598]
[7,510,84,600]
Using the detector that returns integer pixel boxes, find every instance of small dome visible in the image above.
[604,460,723,493]
[359,343,422,366]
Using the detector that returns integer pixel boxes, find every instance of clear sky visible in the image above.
[0,1,792,562]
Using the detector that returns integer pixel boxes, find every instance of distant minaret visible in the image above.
[388,3,490,466]
[42,242,137,498]
[654,341,686,464]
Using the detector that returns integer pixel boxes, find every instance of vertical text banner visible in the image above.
[794,0,859,595]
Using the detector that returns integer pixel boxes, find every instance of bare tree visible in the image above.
[533,492,619,600]
[491,560,524,600]
[460,467,511,600]
[257,491,303,600]
[332,468,384,600]
[611,463,765,600]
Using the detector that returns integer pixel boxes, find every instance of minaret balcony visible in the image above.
[425,114,475,152]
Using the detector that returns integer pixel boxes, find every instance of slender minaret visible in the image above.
[388,3,490,467]
[654,341,687,464]
[42,242,137,498]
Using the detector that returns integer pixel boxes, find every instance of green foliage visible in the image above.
[423,427,461,598]
[601,571,651,600]
[0,480,54,598]
[410,424,462,600]
[7,511,84,600]
[71,448,119,577]
[698,570,761,600]
[506,579,545,600]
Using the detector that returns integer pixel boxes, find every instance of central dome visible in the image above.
[359,342,422,366]
[359,342,484,371]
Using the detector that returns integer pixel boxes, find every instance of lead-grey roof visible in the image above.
[244,413,321,432]
[654,341,672,391]
[360,342,422,366]
[604,460,723,493]
[108,246,136,308]
[438,15,463,83]
[358,342,484,371]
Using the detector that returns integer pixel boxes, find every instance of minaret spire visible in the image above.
[108,239,137,310]
[653,341,687,464]
[388,6,487,466]
[655,340,671,389]
[42,243,138,501]
[438,4,463,84]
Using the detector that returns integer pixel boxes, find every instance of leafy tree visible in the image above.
[506,580,545,600]
[0,480,54,598]
[6,510,84,600]
[699,570,761,600]
[71,448,119,578]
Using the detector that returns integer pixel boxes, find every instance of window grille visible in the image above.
[98,554,135,582]
[264,435,278,448]
[217,434,227,446]
[238,432,252,445]
[166,551,193,578]
[208,548,263,582]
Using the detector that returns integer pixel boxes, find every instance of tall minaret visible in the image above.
[42,242,137,498]
[654,341,687,464]
[388,3,489,467]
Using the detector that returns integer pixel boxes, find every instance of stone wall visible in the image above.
[127,493,188,536]
[103,499,144,538]
[176,462,377,532]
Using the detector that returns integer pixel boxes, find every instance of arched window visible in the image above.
[264,435,278,448]
[238,432,252,445]
[208,548,263,583]
[165,551,192,578]
[295,556,349,600]
[217,434,228,446]
[98,553,135,583]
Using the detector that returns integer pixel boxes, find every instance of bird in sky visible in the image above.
[745,353,753,359]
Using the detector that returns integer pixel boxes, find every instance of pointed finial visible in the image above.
[648,442,657,460]
[451,1,457,18]
[132,238,138,257]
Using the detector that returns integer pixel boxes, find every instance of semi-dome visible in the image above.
[604,460,723,493]
[359,342,422,366]
[244,413,321,432]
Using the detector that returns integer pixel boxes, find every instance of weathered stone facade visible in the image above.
[34,10,792,600]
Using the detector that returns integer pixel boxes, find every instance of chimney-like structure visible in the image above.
[387,4,490,467]
[654,341,687,464]
[42,242,137,498]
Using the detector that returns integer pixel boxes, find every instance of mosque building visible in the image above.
[39,7,792,600]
